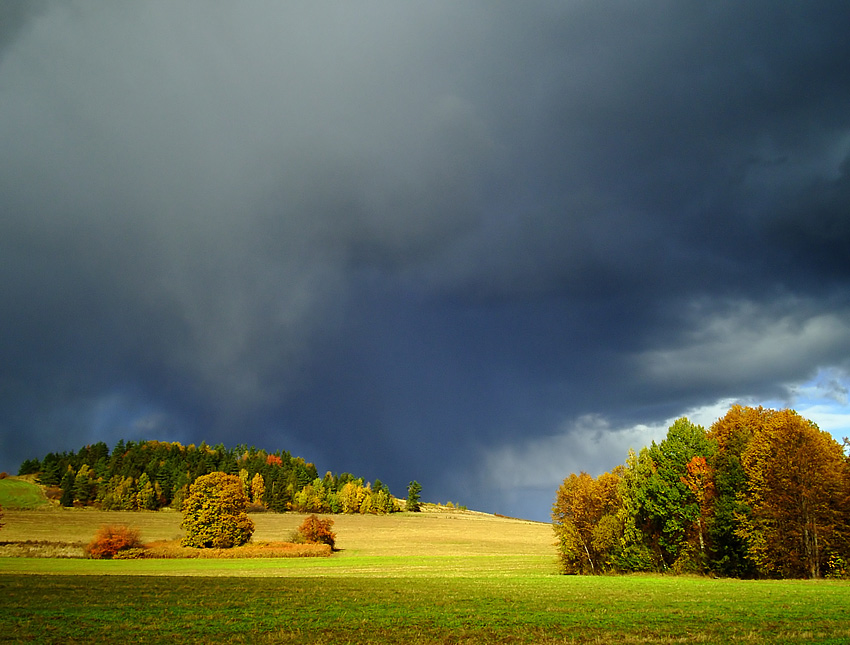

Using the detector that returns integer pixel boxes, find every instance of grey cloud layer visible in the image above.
[2,1,849,518]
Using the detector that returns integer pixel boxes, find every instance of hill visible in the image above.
[0,476,49,510]
[18,439,400,515]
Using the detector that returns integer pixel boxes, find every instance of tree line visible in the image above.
[553,405,850,579]
[18,439,400,515]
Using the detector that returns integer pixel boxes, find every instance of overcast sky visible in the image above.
[2,1,849,521]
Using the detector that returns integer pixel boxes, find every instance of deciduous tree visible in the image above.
[181,472,255,548]
[296,514,336,549]
[250,472,265,506]
[736,409,846,578]
[552,469,623,574]
[86,525,143,559]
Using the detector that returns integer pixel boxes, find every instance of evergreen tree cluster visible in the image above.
[553,406,850,579]
[18,440,397,514]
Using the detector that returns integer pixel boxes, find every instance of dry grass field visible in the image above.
[0,507,552,557]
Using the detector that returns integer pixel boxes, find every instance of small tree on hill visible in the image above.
[86,525,143,559]
[295,514,336,549]
[181,472,255,548]
[406,481,422,512]
[0,502,4,531]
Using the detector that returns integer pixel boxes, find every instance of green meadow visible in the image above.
[1,507,849,643]
[0,477,50,510]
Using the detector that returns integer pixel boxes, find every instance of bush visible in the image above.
[295,514,336,549]
[181,472,255,548]
[86,525,143,559]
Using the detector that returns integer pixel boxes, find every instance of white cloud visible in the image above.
[478,399,743,492]
[477,378,850,496]
[772,367,850,444]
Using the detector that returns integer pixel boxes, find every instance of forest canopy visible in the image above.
[18,440,396,515]
[552,406,850,579]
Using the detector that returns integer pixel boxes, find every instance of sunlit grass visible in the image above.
[2,509,849,643]
[0,478,50,510]
[2,571,850,643]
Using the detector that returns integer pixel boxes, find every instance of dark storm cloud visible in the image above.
[2,1,849,519]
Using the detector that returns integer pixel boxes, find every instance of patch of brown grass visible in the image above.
[120,540,331,559]
[0,540,86,558]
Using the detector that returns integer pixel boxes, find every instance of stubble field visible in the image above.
[1,508,849,643]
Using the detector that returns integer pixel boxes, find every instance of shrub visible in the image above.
[295,514,336,549]
[0,502,4,531]
[181,472,255,548]
[86,525,143,559]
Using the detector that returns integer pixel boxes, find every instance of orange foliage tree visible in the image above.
[681,455,715,556]
[296,514,336,549]
[86,525,143,559]
[552,468,623,574]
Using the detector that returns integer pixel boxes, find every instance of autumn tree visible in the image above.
[552,468,623,574]
[181,472,255,548]
[292,478,331,513]
[681,455,714,559]
[706,404,762,577]
[371,480,395,514]
[339,480,367,513]
[250,472,265,506]
[295,514,336,549]
[86,525,143,559]
[735,408,846,578]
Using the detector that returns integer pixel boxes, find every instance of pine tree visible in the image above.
[406,481,422,512]
[59,469,75,507]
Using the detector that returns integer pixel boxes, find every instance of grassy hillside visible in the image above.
[0,476,49,510]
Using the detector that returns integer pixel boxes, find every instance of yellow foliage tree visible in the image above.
[736,408,846,578]
[181,472,255,548]
[250,472,265,506]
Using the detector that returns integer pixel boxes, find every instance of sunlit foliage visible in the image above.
[181,472,255,548]
[295,514,336,549]
[85,525,143,559]
[554,407,850,578]
[19,440,397,515]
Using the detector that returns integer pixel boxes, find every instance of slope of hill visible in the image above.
[0,476,50,510]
